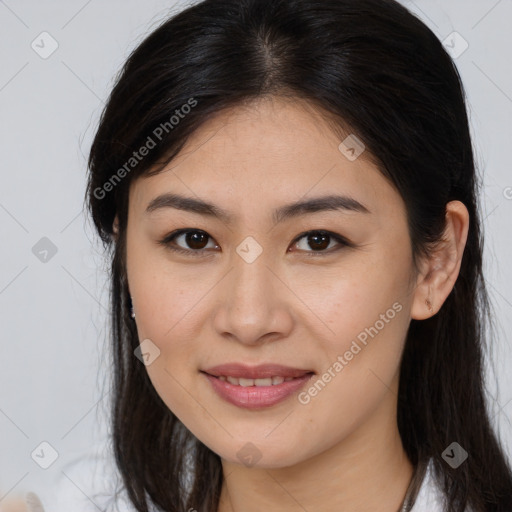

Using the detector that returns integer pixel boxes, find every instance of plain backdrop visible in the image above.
[0,0,511,504]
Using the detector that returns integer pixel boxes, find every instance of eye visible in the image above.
[159,229,218,257]
[291,230,350,257]
[159,229,351,257]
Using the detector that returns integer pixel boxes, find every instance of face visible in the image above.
[125,97,418,468]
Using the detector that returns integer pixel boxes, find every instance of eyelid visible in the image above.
[158,228,352,257]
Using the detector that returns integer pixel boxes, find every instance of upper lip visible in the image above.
[202,363,314,379]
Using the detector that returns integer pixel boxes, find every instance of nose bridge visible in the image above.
[229,246,276,315]
[212,242,292,344]
[230,232,274,299]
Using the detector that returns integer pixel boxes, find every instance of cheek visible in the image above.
[127,259,205,418]
[126,237,206,341]
[300,253,411,344]
[303,249,413,400]
[295,278,410,446]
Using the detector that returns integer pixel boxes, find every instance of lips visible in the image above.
[202,363,314,380]
[202,366,315,409]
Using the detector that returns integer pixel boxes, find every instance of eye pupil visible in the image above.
[308,233,330,251]
[187,231,208,249]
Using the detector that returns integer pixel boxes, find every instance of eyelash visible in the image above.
[158,229,352,258]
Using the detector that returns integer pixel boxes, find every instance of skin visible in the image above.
[0,498,29,512]
[121,96,469,512]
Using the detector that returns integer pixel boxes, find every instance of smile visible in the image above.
[201,370,315,409]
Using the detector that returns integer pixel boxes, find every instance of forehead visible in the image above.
[129,97,404,224]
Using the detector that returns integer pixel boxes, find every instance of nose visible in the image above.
[212,253,294,347]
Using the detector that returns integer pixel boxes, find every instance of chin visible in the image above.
[212,438,308,470]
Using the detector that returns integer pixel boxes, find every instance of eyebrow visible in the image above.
[145,192,371,224]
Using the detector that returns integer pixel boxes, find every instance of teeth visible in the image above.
[216,375,297,386]
[239,377,256,387]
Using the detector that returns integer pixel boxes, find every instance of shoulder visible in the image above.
[25,438,144,512]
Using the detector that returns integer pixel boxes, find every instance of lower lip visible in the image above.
[202,372,314,409]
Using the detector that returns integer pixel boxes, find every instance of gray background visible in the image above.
[1,0,511,503]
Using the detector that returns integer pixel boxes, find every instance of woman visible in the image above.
[15,0,512,510]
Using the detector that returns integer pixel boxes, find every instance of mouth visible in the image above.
[207,374,303,386]
[200,363,315,409]
[201,362,315,381]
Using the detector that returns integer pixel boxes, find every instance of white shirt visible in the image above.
[24,441,470,512]
[410,459,451,511]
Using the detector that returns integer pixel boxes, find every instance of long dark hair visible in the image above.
[86,0,512,510]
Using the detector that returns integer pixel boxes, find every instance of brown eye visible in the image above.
[160,228,350,258]
[160,229,218,256]
[182,231,210,250]
[304,232,330,251]
[292,230,349,255]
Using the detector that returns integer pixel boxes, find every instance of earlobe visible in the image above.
[112,215,119,239]
[411,200,469,320]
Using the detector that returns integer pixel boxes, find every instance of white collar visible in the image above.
[409,458,447,511]
[410,458,474,512]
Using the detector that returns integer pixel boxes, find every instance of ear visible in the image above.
[112,215,119,239]
[410,200,470,320]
